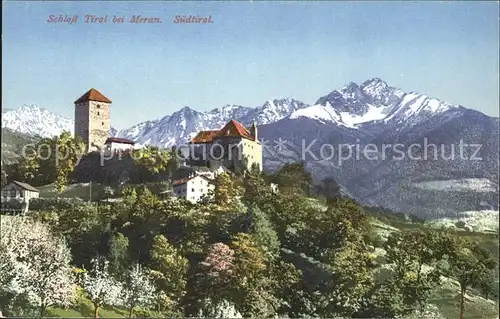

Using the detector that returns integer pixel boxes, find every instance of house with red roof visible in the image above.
[189,119,263,173]
[172,174,214,203]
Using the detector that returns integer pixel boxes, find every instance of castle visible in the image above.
[74,88,134,153]
[73,88,262,174]
[74,88,112,152]
[189,119,263,172]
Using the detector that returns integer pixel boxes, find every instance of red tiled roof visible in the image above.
[105,137,135,145]
[172,177,191,186]
[172,175,212,186]
[190,130,220,143]
[190,119,255,144]
[74,88,112,104]
[216,119,252,139]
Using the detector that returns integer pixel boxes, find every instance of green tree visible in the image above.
[121,186,137,207]
[13,131,84,191]
[273,162,312,196]
[314,177,342,204]
[209,172,244,209]
[243,205,280,258]
[102,186,114,200]
[242,164,272,203]
[108,232,129,279]
[315,241,375,317]
[150,235,189,311]
[442,234,497,319]
[379,229,446,317]
[131,146,169,182]
[230,232,270,316]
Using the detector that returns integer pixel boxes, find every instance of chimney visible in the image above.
[250,121,258,141]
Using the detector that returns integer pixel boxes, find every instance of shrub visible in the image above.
[0,198,24,210]
[455,220,466,229]
[28,197,86,211]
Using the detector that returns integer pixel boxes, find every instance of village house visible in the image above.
[188,119,263,173]
[1,181,40,202]
[172,174,214,203]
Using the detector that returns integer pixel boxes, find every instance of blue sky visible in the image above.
[3,1,499,129]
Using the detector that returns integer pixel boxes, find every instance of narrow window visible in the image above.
[102,122,104,126]
[97,111,100,116]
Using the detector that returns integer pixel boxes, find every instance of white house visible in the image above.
[1,181,40,202]
[270,183,279,194]
[188,165,230,180]
[103,137,136,154]
[172,175,214,203]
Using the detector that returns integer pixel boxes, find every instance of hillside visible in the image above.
[5,181,497,319]
[1,127,39,165]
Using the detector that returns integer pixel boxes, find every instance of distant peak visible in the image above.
[179,106,193,112]
[342,81,361,92]
[361,77,387,87]
[20,104,41,109]
[17,104,47,112]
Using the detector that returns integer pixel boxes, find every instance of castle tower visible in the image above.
[74,88,112,152]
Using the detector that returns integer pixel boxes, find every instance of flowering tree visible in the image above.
[80,257,122,318]
[122,263,156,317]
[0,216,75,317]
[202,242,235,277]
[196,242,237,316]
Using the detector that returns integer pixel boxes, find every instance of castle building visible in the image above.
[104,137,136,154]
[189,119,263,172]
[74,88,112,152]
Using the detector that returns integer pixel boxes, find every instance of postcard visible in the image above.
[1,1,499,318]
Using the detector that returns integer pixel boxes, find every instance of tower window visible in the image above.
[97,104,101,108]
[102,122,104,126]
[97,111,100,116]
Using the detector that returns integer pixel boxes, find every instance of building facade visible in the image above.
[103,137,136,154]
[172,175,214,203]
[189,119,263,173]
[74,88,112,152]
[1,181,40,202]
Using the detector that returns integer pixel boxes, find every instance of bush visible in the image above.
[28,197,86,211]
[0,198,24,210]
[133,308,159,318]
[365,230,385,248]
[455,220,466,229]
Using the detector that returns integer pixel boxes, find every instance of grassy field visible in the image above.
[37,183,107,201]
[372,218,499,319]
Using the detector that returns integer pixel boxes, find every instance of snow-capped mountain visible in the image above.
[2,105,73,137]
[2,104,119,138]
[115,98,309,147]
[289,78,459,129]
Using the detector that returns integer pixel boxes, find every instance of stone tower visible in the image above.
[74,88,111,152]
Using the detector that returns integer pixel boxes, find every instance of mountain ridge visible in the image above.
[2,78,498,217]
